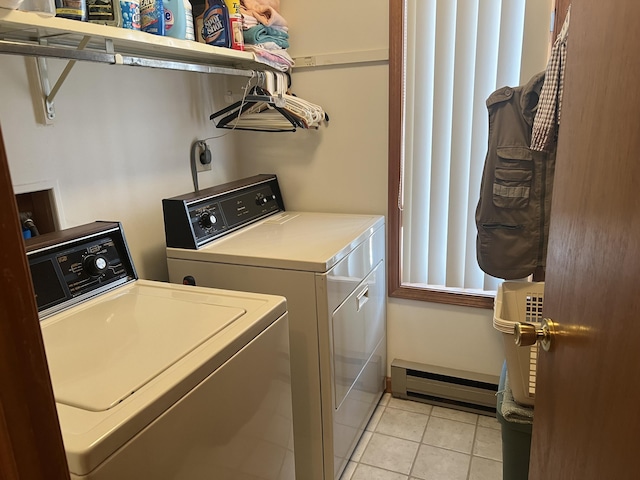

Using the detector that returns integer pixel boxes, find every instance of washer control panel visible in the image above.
[162,174,285,249]
[26,221,137,318]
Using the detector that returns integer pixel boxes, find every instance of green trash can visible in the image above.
[496,361,533,480]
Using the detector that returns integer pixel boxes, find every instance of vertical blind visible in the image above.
[402,0,533,294]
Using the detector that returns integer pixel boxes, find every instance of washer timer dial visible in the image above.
[83,254,109,277]
[199,211,217,229]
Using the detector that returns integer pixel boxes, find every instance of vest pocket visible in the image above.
[493,146,533,208]
[477,223,537,279]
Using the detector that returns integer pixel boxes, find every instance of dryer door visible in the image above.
[331,261,385,408]
[330,261,386,476]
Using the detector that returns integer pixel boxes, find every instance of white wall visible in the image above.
[388,298,504,374]
[234,63,388,215]
[522,0,555,84]
[0,54,239,280]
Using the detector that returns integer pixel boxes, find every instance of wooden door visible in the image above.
[529,1,640,479]
[0,125,69,478]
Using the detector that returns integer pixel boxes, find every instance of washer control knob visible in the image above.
[200,212,217,229]
[84,254,108,277]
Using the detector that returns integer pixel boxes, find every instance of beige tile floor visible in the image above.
[340,394,503,480]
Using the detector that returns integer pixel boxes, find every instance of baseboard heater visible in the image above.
[390,359,499,415]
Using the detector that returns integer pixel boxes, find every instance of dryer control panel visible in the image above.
[25,221,137,318]
[162,174,285,249]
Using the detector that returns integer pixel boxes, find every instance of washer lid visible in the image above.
[42,284,245,412]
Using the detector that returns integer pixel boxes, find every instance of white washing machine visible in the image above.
[163,174,387,480]
[26,221,294,480]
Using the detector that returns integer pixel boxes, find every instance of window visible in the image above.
[388,0,553,308]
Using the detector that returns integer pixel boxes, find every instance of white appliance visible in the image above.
[26,221,294,480]
[163,174,387,480]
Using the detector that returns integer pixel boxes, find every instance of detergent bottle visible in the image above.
[140,0,165,35]
[120,0,141,30]
[201,0,230,48]
[163,0,184,38]
[164,0,194,39]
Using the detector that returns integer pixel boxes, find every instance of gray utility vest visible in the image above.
[475,72,556,280]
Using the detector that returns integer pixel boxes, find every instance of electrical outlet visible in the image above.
[197,159,212,172]
[297,56,316,67]
[196,141,212,172]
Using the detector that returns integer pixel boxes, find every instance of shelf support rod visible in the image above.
[34,46,55,122]
[47,35,91,104]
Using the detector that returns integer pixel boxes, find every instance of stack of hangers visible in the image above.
[209,71,329,132]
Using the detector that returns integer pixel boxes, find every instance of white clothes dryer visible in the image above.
[163,175,387,480]
[26,221,294,480]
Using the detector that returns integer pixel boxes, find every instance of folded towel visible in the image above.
[243,25,289,48]
[254,41,291,57]
[246,49,291,71]
[240,4,287,27]
[500,371,534,424]
[242,13,259,28]
[270,24,287,33]
[245,43,294,71]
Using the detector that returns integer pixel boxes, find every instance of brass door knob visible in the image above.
[514,318,556,351]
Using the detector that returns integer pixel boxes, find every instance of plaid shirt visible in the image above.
[531,6,571,152]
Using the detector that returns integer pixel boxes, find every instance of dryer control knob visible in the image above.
[84,254,108,277]
[200,212,217,229]
[255,193,269,206]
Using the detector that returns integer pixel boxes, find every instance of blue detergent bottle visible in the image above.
[164,0,186,39]
[140,0,165,35]
[201,0,230,48]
